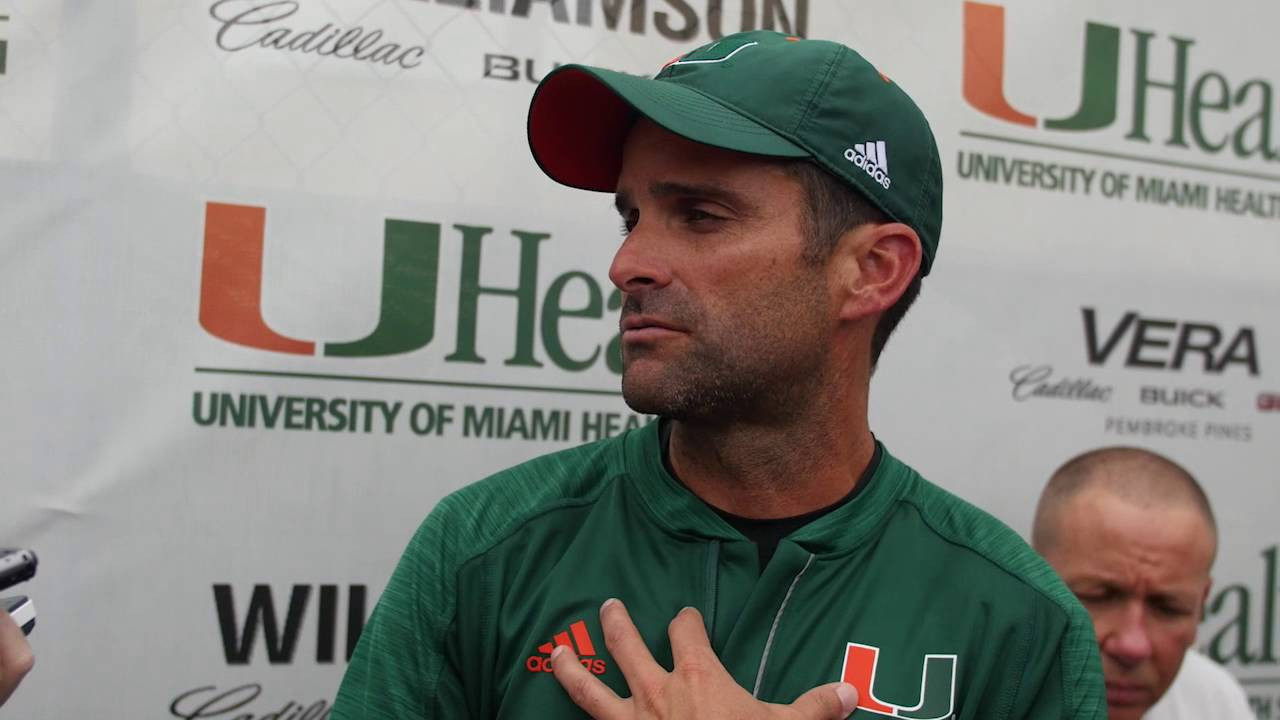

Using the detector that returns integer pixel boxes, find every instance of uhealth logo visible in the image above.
[199,201,624,373]
[963,1,1280,162]
[840,643,956,720]
[200,202,439,357]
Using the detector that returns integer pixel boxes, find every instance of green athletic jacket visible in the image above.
[333,422,1106,719]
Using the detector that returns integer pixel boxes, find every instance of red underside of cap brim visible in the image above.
[528,69,637,193]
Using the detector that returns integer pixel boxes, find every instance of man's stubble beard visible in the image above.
[619,272,833,426]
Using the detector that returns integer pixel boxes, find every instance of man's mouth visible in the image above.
[1104,681,1151,707]
[620,315,686,339]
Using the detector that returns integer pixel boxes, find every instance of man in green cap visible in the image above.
[334,31,1105,720]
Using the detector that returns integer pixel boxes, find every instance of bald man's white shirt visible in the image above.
[1144,650,1253,719]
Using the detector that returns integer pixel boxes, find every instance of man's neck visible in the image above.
[666,392,875,520]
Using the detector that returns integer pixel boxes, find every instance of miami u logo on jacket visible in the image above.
[839,643,957,720]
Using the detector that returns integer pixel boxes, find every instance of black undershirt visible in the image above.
[659,421,882,569]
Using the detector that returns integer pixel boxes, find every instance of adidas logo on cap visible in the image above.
[524,619,608,675]
[844,140,891,189]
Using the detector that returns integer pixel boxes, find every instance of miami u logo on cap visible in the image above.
[663,34,764,69]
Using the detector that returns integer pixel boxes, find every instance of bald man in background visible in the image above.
[1032,447,1253,720]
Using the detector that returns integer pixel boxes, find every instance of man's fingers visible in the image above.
[787,682,859,720]
[667,606,713,669]
[550,644,625,720]
[599,598,665,692]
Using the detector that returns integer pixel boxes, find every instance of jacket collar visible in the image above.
[621,420,917,553]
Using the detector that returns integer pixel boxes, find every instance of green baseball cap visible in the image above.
[527,30,943,275]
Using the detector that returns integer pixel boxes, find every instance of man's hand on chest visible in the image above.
[549,599,859,720]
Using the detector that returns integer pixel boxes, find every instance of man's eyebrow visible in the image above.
[650,181,758,213]
[1066,574,1124,591]
[1147,590,1197,605]
[614,182,760,216]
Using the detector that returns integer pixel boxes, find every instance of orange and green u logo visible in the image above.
[963,1,1120,131]
[840,643,957,720]
[199,201,440,356]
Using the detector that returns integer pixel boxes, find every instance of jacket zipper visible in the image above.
[703,539,721,638]
[752,552,816,698]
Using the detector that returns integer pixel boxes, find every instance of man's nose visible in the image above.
[1101,602,1154,667]
[608,224,673,294]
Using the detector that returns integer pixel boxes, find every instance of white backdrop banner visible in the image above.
[0,0,1276,717]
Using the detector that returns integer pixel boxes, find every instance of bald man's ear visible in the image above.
[833,222,922,322]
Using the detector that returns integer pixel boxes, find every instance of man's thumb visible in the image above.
[790,681,859,719]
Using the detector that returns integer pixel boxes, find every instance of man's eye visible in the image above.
[684,208,723,225]
[619,211,638,236]
[1076,587,1118,604]
[1152,601,1192,619]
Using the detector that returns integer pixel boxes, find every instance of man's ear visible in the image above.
[833,222,922,322]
